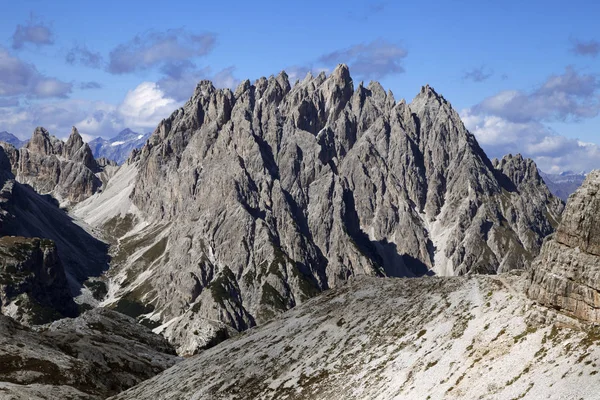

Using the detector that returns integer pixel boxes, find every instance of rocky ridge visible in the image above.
[110,273,600,400]
[0,308,178,399]
[527,170,600,321]
[1,126,103,205]
[74,65,563,354]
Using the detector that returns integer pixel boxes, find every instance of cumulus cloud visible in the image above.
[462,67,600,173]
[66,45,104,68]
[0,81,181,140]
[472,67,600,123]
[462,110,600,173]
[0,47,72,98]
[570,38,600,57]
[0,99,109,139]
[117,82,179,129]
[318,39,407,80]
[12,18,54,49]
[463,66,493,82]
[108,29,216,74]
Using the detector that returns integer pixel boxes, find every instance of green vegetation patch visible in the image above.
[208,266,237,306]
[260,282,287,311]
[112,294,155,319]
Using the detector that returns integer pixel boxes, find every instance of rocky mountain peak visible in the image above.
[494,153,544,187]
[64,126,98,171]
[26,126,55,155]
[0,131,28,149]
[275,70,290,92]
[330,63,351,83]
[234,79,251,98]
[65,126,84,151]
[1,126,104,204]
[194,80,217,99]
[81,65,564,353]
[410,84,452,115]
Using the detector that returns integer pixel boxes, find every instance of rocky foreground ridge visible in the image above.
[72,64,562,352]
[0,308,178,399]
[527,170,600,321]
[110,273,600,400]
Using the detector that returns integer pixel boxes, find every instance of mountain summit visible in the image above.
[0,126,107,205]
[73,65,563,353]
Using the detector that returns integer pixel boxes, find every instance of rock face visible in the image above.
[0,145,108,295]
[89,129,150,165]
[0,236,77,325]
[74,65,561,353]
[0,308,178,399]
[527,170,600,321]
[1,126,102,205]
[109,273,600,400]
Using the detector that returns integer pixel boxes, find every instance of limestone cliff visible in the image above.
[527,170,600,321]
[74,65,562,353]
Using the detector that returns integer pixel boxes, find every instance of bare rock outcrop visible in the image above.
[0,145,108,294]
[527,170,600,321]
[0,236,77,325]
[1,127,102,205]
[75,65,562,353]
[0,308,178,399]
[109,274,600,400]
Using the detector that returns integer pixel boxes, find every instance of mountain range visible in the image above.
[0,65,599,399]
[88,129,150,165]
[0,131,28,148]
[539,170,586,201]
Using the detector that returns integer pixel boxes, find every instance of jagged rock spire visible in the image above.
[108,63,565,354]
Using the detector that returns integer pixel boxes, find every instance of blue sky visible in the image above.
[1,0,599,172]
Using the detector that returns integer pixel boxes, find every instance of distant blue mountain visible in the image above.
[88,128,150,164]
[0,131,27,148]
[539,170,586,202]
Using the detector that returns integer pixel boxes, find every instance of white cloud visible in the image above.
[108,30,216,74]
[463,67,600,173]
[461,109,600,173]
[12,18,54,49]
[118,82,180,129]
[0,47,72,98]
[0,81,181,140]
[473,67,600,123]
[318,39,407,79]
